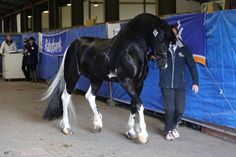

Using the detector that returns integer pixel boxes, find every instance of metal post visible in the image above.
[155,0,159,16]
[107,81,116,107]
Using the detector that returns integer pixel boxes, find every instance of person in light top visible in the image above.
[0,35,17,54]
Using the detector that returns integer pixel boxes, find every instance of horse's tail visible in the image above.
[41,46,68,120]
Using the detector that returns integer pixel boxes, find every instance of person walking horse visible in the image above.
[160,25,199,141]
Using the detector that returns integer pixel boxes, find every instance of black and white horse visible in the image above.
[42,13,175,143]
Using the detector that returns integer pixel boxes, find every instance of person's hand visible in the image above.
[192,85,199,93]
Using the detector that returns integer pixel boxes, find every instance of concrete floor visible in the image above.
[0,79,235,157]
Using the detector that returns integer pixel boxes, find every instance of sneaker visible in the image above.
[165,131,175,141]
[172,129,180,139]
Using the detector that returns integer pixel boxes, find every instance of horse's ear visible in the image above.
[169,29,177,44]
[153,29,159,37]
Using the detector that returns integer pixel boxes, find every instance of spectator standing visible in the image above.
[22,38,31,81]
[28,37,38,83]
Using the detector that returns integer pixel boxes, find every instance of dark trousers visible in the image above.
[29,64,37,82]
[22,64,30,80]
[161,88,185,133]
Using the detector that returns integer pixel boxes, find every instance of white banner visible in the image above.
[106,23,121,39]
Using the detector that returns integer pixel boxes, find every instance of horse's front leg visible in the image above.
[119,77,148,144]
[126,106,136,140]
[137,104,148,143]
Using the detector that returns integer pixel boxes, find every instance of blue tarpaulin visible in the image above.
[200,10,236,128]
[183,11,236,128]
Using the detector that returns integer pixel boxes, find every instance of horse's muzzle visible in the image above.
[157,59,168,70]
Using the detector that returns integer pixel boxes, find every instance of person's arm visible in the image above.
[0,41,5,54]
[13,42,17,51]
[184,45,199,93]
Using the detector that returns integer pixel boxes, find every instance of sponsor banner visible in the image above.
[41,31,67,56]
[167,13,206,65]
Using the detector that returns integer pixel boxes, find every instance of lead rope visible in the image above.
[205,66,236,115]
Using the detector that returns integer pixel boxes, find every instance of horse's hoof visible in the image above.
[93,127,102,133]
[137,135,149,144]
[125,132,137,141]
[62,128,73,135]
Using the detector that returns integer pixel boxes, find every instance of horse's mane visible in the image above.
[120,13,170,35]
[107,13,174,72]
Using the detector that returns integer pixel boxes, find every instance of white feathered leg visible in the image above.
[60,87,73,135]
[125,113,137,139]
[137,105,148,143]
[85,86,103,132]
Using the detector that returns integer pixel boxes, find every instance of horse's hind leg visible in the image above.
[61,67,80,135]
[60,87,73,135]
[85,80,103,132]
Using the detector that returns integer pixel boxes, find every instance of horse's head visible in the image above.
[125,13,177,69]
[148,18,176,69]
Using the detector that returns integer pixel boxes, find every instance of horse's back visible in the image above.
[70,37,112,80]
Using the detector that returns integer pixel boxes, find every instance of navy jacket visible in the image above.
[29,43,39,65]
[22,44,31,65]
[159,39,199,89]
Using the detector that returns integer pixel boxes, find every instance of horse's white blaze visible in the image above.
[108,72,117,78]
[85,86,103,128]
[108,69,117,78]
[138,105,148,140]
[127,113,136,136]
[61,88,71,130]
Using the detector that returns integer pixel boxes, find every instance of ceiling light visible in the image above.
[93,2,99,7]
[43,10,49,13]
[28,16,32,18]
[67,3,71,6]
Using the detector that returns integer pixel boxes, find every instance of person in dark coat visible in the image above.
[160,26,199,141]
[28,37,39,83]
[22,38,31,81]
